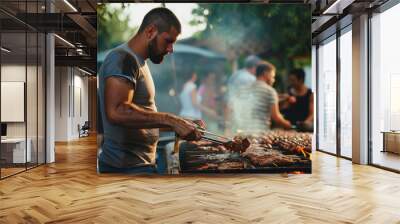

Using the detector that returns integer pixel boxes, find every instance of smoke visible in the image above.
[227,81,273,134]
[202,7,272,60]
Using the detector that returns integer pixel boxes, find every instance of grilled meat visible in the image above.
[217,161,244,170]
[185,130,311,170]
[222,138,251,152]
[195,161,243,170]
[242,145,301,166]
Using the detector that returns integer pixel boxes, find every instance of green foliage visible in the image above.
[190,4,311,91]
[97,4,137,52]
[97,3,311,93]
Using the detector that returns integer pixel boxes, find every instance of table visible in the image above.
[1,138,32,163]
[381,131,400,154]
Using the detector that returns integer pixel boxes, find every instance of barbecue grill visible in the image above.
[158,130,312,174]
[178,141,311,174]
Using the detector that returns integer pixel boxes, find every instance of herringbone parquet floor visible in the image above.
[1,135,400,224]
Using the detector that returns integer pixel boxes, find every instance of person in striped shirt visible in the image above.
[232,61,292,133]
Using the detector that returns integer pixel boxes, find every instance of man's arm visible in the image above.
[278,93,290,110]
[104,76,202,140]
[271,103,292,129]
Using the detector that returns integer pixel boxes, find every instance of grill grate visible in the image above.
[179,142,311,174]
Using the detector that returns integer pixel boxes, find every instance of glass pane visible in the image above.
[38,32,45,165]
[371,4,400,171]
[26,0,39,169]
[317,37,337,154]
[339,29,352,158]
[1,27,27,177]
[27,31,38,169]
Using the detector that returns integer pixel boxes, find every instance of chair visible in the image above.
[78,121,90,138]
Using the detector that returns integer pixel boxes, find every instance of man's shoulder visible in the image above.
[232,72,253,86]
[253,82,276,93]
[235,69,250,77]
[264,83,276,91]
[104,45,134,62]
[100,44,140,75]
[264,84,277,95]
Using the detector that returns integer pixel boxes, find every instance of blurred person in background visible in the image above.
[226,55,261,95]
[179,72,219,121]
[225,55,262,134]
[198,72,222,133]
[179,72,202,120]
[281,68,314,130]
[233,61,292,133]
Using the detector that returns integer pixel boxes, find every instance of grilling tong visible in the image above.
[173,127,250,154]
[198,128,231,143]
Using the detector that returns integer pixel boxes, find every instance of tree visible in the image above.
[97,4,137,52]
[190,4,311,91]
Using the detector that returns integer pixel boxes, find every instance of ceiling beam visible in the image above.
[55,55,96,72]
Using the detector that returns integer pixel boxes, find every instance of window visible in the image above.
[0,1,47,179]
[317,36,337,154]
[339,28,352,158]
[371,3,400,171]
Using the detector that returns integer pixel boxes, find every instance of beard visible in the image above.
[148,38,165,64]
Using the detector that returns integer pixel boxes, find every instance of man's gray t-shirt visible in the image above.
[98,43,159,168]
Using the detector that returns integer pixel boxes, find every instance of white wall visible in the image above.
[1,65,26,141]
[1,64,46,164]
[54,67,89,141]
[72,72,89,138]
[1,65,38,138]
[55,67,69,141]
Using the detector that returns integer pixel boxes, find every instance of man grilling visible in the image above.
[98,8,203,174]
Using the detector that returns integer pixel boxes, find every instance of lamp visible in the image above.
[63,0,78,12]
[54,34,75,48]
[1,47,11,53]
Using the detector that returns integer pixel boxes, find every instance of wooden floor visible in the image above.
[1,167,26,178]
[1,164,45,178]
[1,136,400,224]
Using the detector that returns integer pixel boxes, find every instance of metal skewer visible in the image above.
[201,135,228,144]
[198,129,232,141]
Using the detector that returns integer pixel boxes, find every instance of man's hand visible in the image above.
[287,96,296,104]
[168,115,203,141]
[191,119,206,130]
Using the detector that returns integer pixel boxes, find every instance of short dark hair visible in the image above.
[256,61,275,78]
[138,7,181,34]
[289,68,305,82]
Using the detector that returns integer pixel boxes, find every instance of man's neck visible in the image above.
[256,78,267,85]
[127,35,148,60]
[292,84,307,95]
[295,84,306,92]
